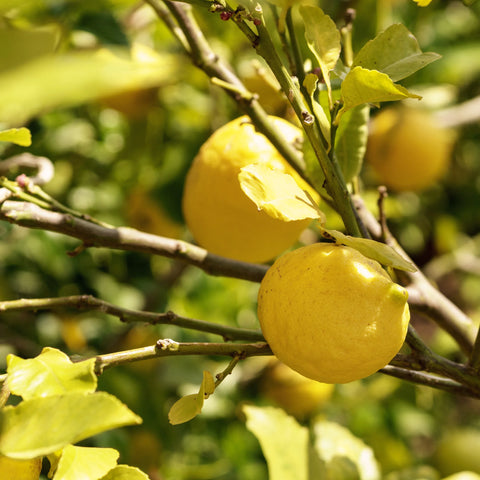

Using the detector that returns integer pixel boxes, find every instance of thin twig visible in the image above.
[0,295,265,342]
[94,340,272,374]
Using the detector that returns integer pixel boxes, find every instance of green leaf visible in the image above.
[100,465,150,480]
[300,5,341,106]
[243,405,309,480]
[336,67,422,123]
[6,347,97,400]
[239,163,324,223]
[334,104,369,183]
[0,43,176,126]
[312,420,381,480]
[168,371,215,425]
[0,24,59,73]
[0,127,31,146]
[323,229,417,272]
[352,24,440,82]
[53,445,119,480]
[303,73,331,149]
[0,392,142,458]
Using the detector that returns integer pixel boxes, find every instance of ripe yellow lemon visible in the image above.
[0,455,42,480]
[182,116,317,263]
[366,106,455,192]
[257,243,410,384]
[261,359,334,418]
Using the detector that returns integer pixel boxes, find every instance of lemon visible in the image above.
[366,106,455,192]
[0,455,42,480]
[261,359,334,418]
[257,243,410,384]
[182,115,316,263]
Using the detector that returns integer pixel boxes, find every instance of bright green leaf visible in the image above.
[300,5,340,106]
[0,392,142,458]
[168,371,215,425]
[312,419,381,480]
[334,104,370,183]
[6,347,97,400]
[323,229,417,272]
[0,127,31,146]
[336,67,422,123]
[100,465,150,480]
[303,73,331,149]
[352,24,440,82]
[53,445,119,480]
[0,43,176,126]
[239,163,324,223]
[243,405,309,480]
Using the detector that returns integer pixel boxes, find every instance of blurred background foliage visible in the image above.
[0,0,479,478]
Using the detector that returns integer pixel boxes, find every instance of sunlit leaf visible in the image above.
[168,371,215,425]
[352,24,440,82]
[100,465,150,480]
[243,405,309,480]
[0,44,176,126]
[334,104,369,183]
[239,163,324,223]
[53,445,119,480]
[6,347,97,400]
[323,229,417,272]
[0,127,31,146]
[300,5,340,106]
[336,67,422,123]
[303,73,331,149]
[0,24,59,73]
[412,0,433,6]
[312,419,381,480]
[0,392,142,458]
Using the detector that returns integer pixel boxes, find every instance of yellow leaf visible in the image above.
[239,163,324,223]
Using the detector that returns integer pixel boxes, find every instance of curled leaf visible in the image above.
[239,163,324,223]
[323,229,417,272]
[168,371,215,425]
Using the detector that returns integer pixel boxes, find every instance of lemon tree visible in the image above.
[182,115,318,263]
[258,243,410,384]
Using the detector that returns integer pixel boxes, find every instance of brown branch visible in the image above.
[0,295,265,342]
[0,200,267,283]
[94,340,273,374]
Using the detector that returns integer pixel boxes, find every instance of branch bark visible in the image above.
[0,295,265,342]
[0,200,267,283]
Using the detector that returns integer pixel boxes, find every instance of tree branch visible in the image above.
[94,339,272,374]
[0,200,267,283]
[0,295,265,342]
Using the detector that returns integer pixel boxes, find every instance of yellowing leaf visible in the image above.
[0,127,31,146]
[312,419,381,480]
[412,0,432,6]
[6,347,97,400]
[243,405,309,480]
[336,67,422,123]
[53,445,119,480]
[323,229,417,272]
[300,6,340,107]
[100,465,150,480]
[239,163,324,223]
[352,24,440,82]
[0,45,176,126]
[168,371,215,425]
[0,392,142,458]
